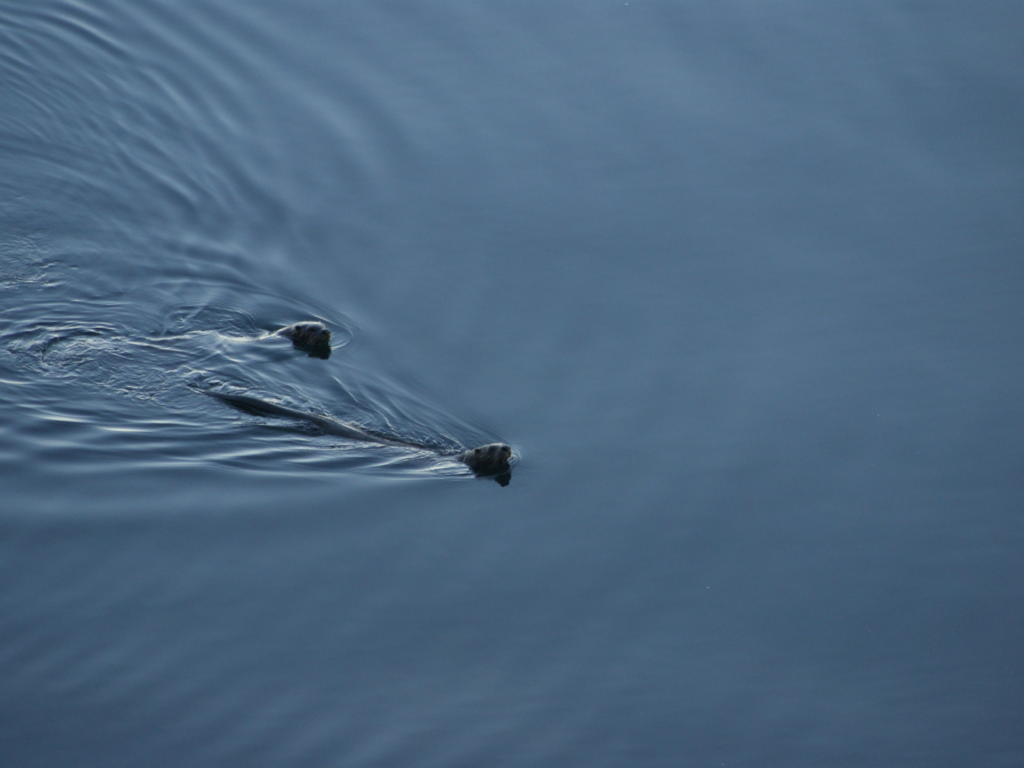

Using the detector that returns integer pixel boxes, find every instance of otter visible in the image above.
[277,321,332,359]
[208,390,513,484]
[209,323,515,485]
[457,443,514,483]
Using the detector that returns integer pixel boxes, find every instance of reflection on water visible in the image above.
[1,0,1022,765]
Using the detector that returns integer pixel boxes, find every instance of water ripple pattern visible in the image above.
[0,0,502,482]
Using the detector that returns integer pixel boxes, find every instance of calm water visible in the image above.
[2,1,1022,765]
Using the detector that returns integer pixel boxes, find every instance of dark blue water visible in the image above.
[2,1,1022,765]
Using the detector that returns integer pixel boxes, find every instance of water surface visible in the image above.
[2,1,1022,765]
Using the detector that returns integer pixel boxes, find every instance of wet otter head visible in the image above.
[277,321,331,358]
[458,443,513,482]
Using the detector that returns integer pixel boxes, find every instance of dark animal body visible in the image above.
[277,321,332,358]
[207,390,513,483]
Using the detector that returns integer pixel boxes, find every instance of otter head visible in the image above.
[278,321,332,358]
[458,443,513,477]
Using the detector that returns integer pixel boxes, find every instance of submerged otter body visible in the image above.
[210,328,514,485]
[209,389,513,483]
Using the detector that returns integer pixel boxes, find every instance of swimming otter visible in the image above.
[207,390,514,484]
[456,443,513,475]
[277,321,332,358]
